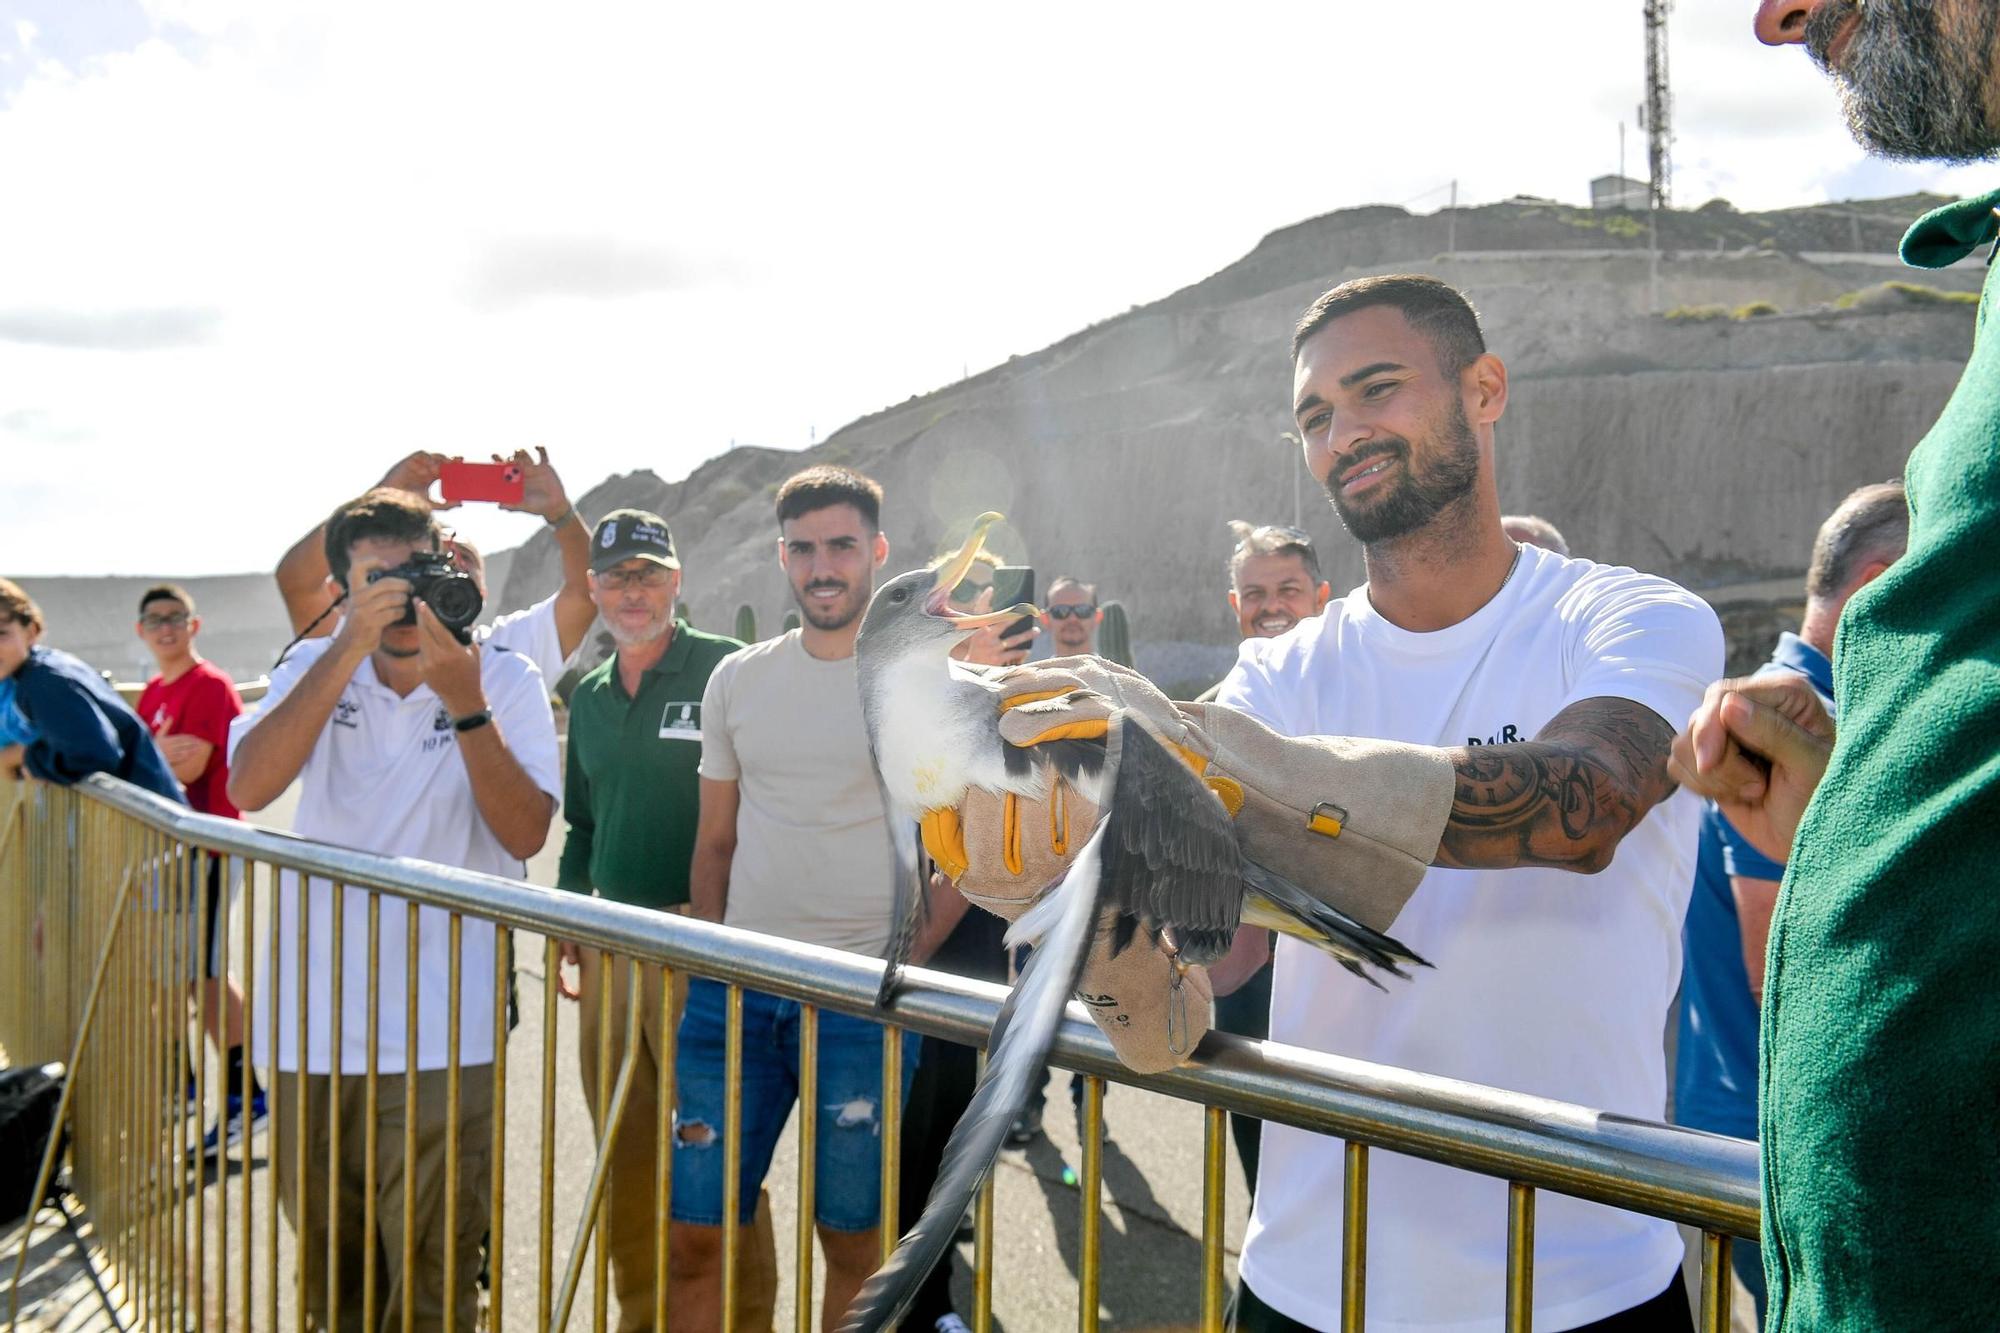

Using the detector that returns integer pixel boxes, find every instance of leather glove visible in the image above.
[919,657,1456,1074]
[991,657,1454,931]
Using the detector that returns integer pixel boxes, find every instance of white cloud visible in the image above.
[0,0,1983,576]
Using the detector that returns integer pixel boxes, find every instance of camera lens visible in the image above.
[427,575,484,630]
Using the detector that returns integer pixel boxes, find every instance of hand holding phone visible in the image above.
[439,458,527,506]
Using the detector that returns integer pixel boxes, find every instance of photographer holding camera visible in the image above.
[274,447,596,683]
[229,489,560,1332]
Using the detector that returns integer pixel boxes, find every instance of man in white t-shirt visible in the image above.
[1208,276,1720,1332]
[674,466,928,1332]
[274,446,597,683]
[230,488,561,1332]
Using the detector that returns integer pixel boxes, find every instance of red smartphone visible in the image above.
[439,459,526,505]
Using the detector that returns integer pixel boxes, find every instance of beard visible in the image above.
[606,605,673,647]
[1324,396,1482,545]
[795,580,869,631]
[1809,0,2000,160]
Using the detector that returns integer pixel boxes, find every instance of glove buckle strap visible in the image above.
[1166,964,1190,1057]
[1308,802,1348,839]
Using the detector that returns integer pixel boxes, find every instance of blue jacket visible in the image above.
[12,646,185,805]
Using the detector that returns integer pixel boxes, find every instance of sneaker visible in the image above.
[934,1316,972,1333]
[1005,1103,1042,1147]
[199,1090,268,1160]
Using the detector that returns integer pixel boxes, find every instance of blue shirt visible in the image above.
[0,678,33,750]
[12,646,185,805]
[1673,632,1831,1139]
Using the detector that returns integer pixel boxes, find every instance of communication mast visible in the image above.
[1642,0,1672,208]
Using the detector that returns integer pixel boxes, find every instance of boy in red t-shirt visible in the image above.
[135,583,266,1156]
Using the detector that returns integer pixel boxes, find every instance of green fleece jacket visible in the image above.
[1761,190,2000,1328]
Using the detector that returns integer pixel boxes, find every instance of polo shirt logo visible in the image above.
[659,701,701,739]
[433,706,453,732]
[333,696,361,730]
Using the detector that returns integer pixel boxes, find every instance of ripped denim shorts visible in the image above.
[671,977,923,1232]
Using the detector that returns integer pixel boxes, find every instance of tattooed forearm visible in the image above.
[1434,696,1678,873]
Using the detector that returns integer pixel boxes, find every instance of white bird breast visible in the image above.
[873,657,1045,813]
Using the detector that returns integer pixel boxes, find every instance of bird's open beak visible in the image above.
[925,510,1040,627]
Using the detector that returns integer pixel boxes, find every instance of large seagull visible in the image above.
[839,512,1427,1332]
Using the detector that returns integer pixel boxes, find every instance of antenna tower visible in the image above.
[1643,0,1672,208]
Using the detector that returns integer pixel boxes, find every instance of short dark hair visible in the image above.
[324,488,441,588]
[0,578,42,633]
[138,583,196,617]
[1806,481,1908,601]
[1048,575,1097,603]
[1226,520,1322,586]
[1293,274,1487,373]
[775,465,884,531]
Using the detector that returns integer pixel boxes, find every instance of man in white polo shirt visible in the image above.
[274,446,597,684]
[1216,275,1720,1332]
[229,488,560,1332]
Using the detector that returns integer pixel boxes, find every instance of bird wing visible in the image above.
[837,723,1120,1333]
[1095,713,1244,966]
[870,755,927,1009]
[1239,860,1429,988]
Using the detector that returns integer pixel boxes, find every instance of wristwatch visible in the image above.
[452,709,493,734]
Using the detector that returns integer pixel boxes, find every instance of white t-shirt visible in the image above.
[1220,544,1722,1333]
[698,630,894,955]
[227,636,562,1073]
[479,593,575,685]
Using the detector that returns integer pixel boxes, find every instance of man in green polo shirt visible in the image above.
[556,508,775,1331]
[1667,6,2000,1329]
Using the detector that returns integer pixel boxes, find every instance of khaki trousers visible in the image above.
[577,946,779,1332]
[273,1066,494,1333]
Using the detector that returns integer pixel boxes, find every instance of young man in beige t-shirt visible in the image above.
[674,466,925,1332]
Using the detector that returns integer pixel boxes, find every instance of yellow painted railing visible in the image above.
[1,776,1759,1331]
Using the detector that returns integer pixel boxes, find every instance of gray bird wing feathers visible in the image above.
[1239,860,1428,988]
[870,755,927,1009]
[1097,715,1244,966]
[837,739,1117,1333]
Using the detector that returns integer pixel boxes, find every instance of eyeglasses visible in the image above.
[140,613,191,630]
[598,567,674,590]
[1047,604,1097,620]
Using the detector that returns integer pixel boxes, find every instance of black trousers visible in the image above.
[1209,952,1274,1193]
[1229,1273,1695,1333]
[895,907,1010,1330]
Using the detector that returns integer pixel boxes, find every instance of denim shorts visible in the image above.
[672,978,922,1232]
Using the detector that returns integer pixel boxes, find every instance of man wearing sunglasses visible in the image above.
[1040,576,1102,655]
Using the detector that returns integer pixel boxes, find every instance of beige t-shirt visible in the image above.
[698,630,894,954]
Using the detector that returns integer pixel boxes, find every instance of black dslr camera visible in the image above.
[366,550,484,642]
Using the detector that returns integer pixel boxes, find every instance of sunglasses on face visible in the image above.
[598,567,673,590]
[1047,604,1096,621]
[140,613,191,630]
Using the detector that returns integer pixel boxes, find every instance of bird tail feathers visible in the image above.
[1239,860,1429,990]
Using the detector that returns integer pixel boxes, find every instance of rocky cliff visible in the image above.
[500,194,1982,691]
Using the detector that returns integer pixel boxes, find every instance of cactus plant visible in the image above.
[735,603,758,642]
[1098,600,1133,667]
[782,610,801,634]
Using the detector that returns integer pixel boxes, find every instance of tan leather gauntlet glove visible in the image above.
[920,657,1456,1075]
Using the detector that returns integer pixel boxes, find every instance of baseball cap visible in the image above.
[590,509,680,572]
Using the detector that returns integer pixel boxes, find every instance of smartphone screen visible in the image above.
[439,459,526,505]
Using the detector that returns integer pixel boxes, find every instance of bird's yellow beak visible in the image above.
[928,511,1039,627]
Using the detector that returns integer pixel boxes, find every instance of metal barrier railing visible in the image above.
[1,775,1759,1332]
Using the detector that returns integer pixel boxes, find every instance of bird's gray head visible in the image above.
[856,511,1038,679]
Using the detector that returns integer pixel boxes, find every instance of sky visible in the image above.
[3,0,1993,577]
